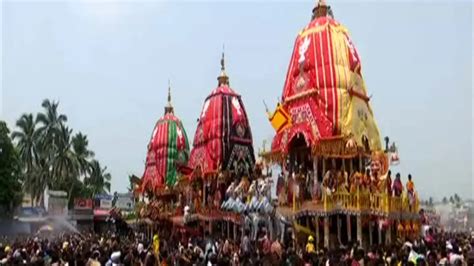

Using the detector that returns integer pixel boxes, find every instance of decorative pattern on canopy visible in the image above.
[269,1,381,154]
[189,53,255,178]
[141,85,190,193]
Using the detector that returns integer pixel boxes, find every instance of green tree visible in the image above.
[0,121,23,216]
[71,132,94,177]
[36,99,68,150]
[11,113,39,205]
[35,99,68,197]
[84,160,111,197]
[442,197,448,204]
[11,99,113,209]
[428,197,434,206]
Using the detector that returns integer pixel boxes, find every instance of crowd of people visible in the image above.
[1,226,474,266]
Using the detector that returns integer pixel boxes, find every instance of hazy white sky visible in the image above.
[1,1,472,200]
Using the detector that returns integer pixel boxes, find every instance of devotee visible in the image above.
[392,172,403,197]
[306,235,316,254]
[385,170,393,195]
[406,174,416,207]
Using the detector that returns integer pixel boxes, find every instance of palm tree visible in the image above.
[51,124,77,188]
[35,99,69,194]
[36,99,67,150]
[442,197,448,204]
[454,193,461,204]
[428,197,434,206]
[85,160,112,197]
[11,113,37,171]
[71,132,94,178]
[11,113,38,205]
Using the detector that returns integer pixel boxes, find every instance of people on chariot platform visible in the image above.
[287,173,295,204]
[363,169,371,190]
[406,174,416,206]
[385,170,393,195]
[323,160,338,194]
[311,175,322,201]
[392,172,403,197]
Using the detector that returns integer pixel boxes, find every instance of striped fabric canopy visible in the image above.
[141,111,190,193]
[271,4,381,153]
[189,85,255,178]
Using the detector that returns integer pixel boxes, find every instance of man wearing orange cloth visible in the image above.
[406,174,415,207]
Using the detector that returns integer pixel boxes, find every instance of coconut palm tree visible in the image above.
[36,99,67,154]
[85,160,111,197]
[35,99,69,191]
[51,124,77,188]
[11,113,38,205]
[11,113,37,171]
[71,132,94,178]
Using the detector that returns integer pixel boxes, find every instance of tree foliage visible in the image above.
[11,99,112,208]
[0,121,23,216]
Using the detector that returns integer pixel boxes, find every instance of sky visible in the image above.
[1,0,472,200]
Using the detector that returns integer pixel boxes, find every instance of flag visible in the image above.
[268,103,291,133]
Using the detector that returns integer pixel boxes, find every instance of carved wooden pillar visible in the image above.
[347,214,352,243]
[337,215,342,245]
[369,221,373,246]
[324,216,330,248]
[386,223,392,244]
[315,216,319,248]
[313,156,318,184]
[349,158,353,174]
[378,222,382,245]
[322,158,326,178]
[233,222,237,242]
[357,215,362,246]
[202,180,206,207]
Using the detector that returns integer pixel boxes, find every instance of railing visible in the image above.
[305,188,419,215]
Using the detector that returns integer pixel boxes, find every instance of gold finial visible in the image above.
[164,79,174,114]
[217,45,229,86]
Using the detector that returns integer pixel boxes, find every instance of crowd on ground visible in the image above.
[0,225,474,266]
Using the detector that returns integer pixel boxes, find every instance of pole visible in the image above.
[337,215,342,245]
[324,216,330,248]
[347,214,352,243]
[357,215,362,246]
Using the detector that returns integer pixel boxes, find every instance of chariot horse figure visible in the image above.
[221,181,237,211]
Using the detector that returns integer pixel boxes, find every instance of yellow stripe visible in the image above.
[299,22,348,38]
[330,25,341,134]
[334,27,349,134]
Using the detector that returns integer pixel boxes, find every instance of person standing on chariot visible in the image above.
[406,174,415,206]
[385,170,393,195]
[392,173,403,197]
[287,173,295,205]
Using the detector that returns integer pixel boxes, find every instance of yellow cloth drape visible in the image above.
[268,103,291,133]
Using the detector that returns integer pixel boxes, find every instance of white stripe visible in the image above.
[319,30,328,116]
